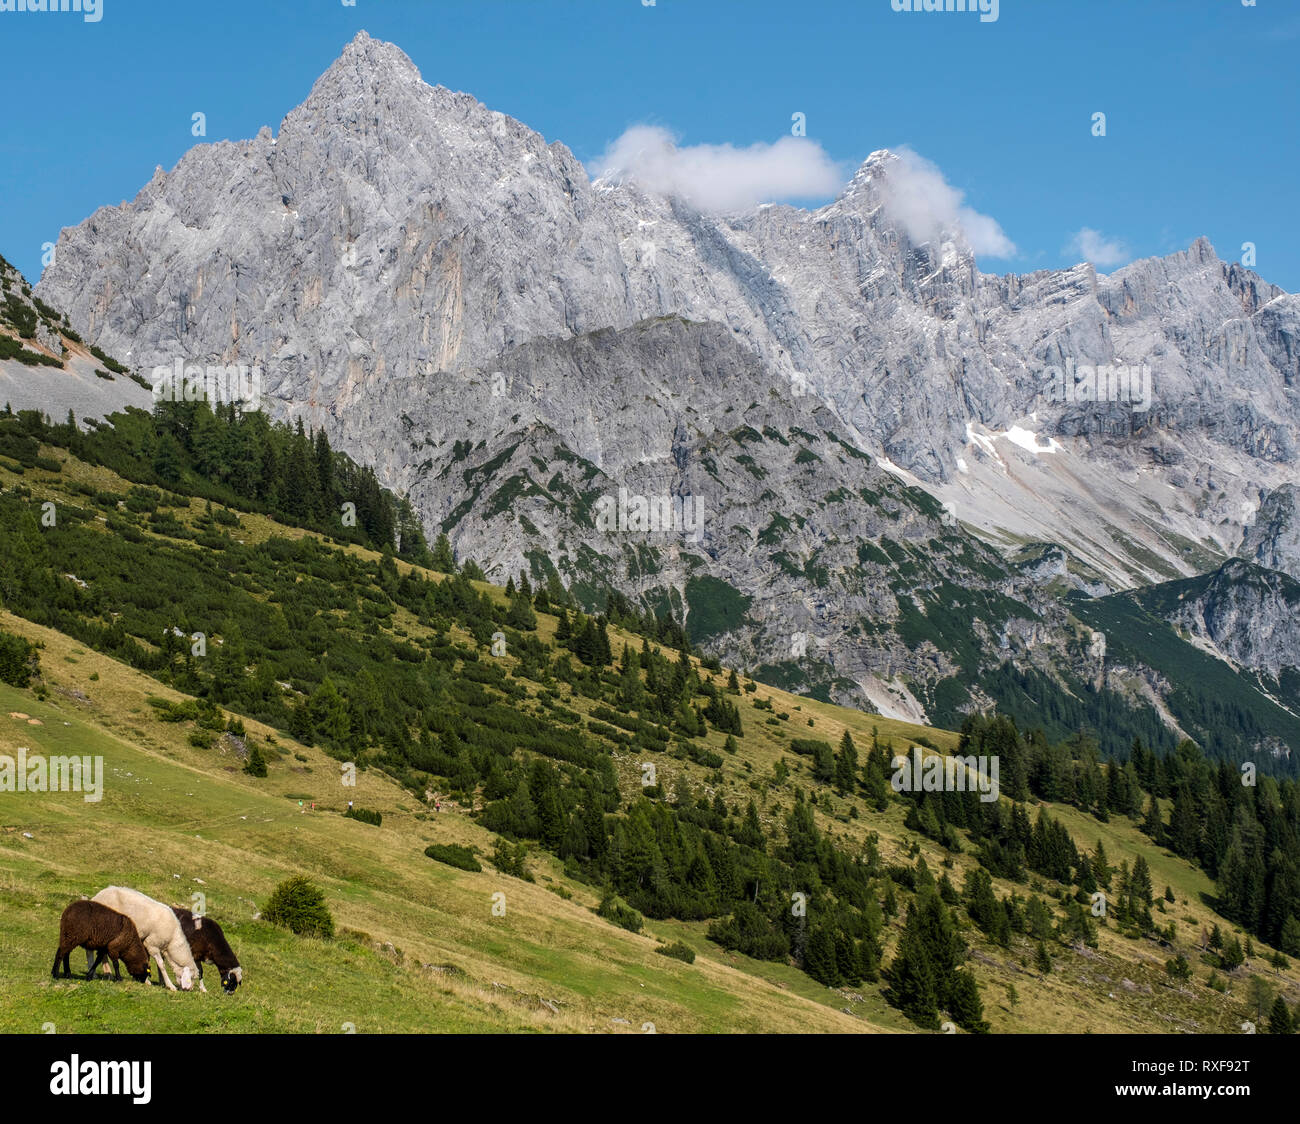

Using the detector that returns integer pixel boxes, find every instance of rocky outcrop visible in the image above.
[1241,484,1300,582]
[1166,559,1300,680]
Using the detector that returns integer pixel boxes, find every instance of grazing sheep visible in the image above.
[91,886,201,992]
[171,907,243,993]
[52,900,151,983]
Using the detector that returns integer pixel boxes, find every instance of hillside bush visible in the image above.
[262,876,334,939]
[655,941,696,964]
[597,891,643,934]
[0,630,38,687]
[424,843,482,872]
[243,744,268,777]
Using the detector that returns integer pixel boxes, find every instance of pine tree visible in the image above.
[257,435,279,504]
[812,740,835,784]
[1091,840,1112,890]
[1168,785,1200,859]
[1246,974,1276,1021]
[1141,794,1163,842]
[152,431,184,483]
[947,971,989,1033]
[889,906,940,1029]
[1035,941,1052,974]
[314,428,335,511]
[1280,916,1300,957]
[243,744,268,778]
[431,532,456,574]
[835,729,858,793]
[803,925,841,987]
[1268,995,1294,1035]
[736,800,765,851]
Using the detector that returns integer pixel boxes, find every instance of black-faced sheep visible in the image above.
[91,886,201,991]
[171,907,242,993]
[52,900,151,983]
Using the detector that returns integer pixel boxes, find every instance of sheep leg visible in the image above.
[154,952,178,991]
[86,950,106,980]
[109,956,122,981]
[52,948,67,979]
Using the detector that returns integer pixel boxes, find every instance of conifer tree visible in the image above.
[947,970,989,1034]
[431,532,456,574]
[803,925,841,987]
[835,729,858,794]
[889,905,940,1029]
[1268,995,1294,1035]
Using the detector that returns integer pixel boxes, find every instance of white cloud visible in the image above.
[589,125,842,213]
[1065,227,1130,269]
[877,147,1017,258]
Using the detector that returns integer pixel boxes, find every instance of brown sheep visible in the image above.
[52,900,151,983]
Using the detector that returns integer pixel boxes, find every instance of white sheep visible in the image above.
[90,886,202,992]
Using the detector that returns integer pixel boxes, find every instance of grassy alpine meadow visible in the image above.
[2,607,1295,1035]
[0,622,875,1034]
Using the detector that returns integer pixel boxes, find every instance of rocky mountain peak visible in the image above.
[331,28,425,86]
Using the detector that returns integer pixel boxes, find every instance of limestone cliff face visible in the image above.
[1166,560,1300,682]
[1242,485,1300,582]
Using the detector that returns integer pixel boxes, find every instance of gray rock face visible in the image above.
[29,31,1300,725]
[1241,485,1300,581]
[1166,560,1300,681]
[357,312,1061,719]
[0,255,151,423]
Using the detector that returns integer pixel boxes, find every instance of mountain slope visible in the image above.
[3,428,1298,1034]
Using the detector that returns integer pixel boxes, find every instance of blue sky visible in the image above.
[1,0,1297,288]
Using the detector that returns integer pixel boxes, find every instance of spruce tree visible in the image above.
[803,925,841,987]
[889,906,940,1030]
[947,971,989,1033]
[431,532,456,574]
[1268,995,1294,1035]
[835,729,858,793]
[1090,840,1112,890]
[1221,934,1245,971]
